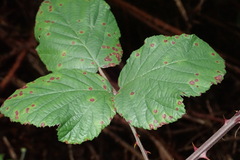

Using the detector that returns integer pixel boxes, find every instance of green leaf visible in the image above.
[1,70,115,144]
[35,0,122,73]
[115,34,226,129]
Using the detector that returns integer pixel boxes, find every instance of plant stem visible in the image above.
[98,67,149,160]
[186,111,240,160]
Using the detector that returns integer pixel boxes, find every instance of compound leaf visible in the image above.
[35,0,122,73]
[115,34,226,129]
[0,69,115,144]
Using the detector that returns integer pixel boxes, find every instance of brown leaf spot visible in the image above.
[177,101,182,105]
[162,114,166,118]
[150,43,155,47]
[26,108,30,113]
[19,91,23,96]
[189,80,195,85]
[90,98,95,102]
[153,109,158,113]
[149,124,155,130]
[103,85,107,90]
[130,92,135,95]
[88,87,93,91]
[214,75,223,83]
[104,56,112,61]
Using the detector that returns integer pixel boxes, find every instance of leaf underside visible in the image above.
[1,70,115,144]
[115,34,226,129]
[35,0,122,73]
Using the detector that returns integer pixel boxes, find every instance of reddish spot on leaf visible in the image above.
[214,75,223,83]
[59,3,63,6]
[80,59,84,61]
[149,124,155,129]
[83,72,87,75]
[15,111,19,116]
[48,6,53,12]
[175,36,179,39]
[58,63,62,67]
[79,31,84,34]
[31,104,35,107]
[41,123,45,127]
[164,61,168,64]
[195,79,199,82]
[172,41,176,44]
[211,53,215,56]
[162,114,166,118]
[153,109,158,113]
[19,91,23,96]
[71,41,76,45]
[103,85,107,90]
[163,40,168,43]
[13,94,18,98]
[102,22,106,25]
[26,108,30,113]
[169,116,173,119]
[189,80,195,85]
[150,43,155,47]
[216,61,219,63]
[102,45,106,49]
[100,121,104,124]
[112,47,118,51]
[136,53,140,57]
[194,43,199,46]
[21,85,27,89]
[130,92,135,95]
[177,101,182,105]
[46,33,51,36]
[29,91,33,94]
[56,77,60,80]
[195,73,199,76]
[6,107,9,110]
[90,98,95,102]
[44,1,50,3]
[116,44,121,47]
[104,56,112,61]
[91,62,95,65]
[88,87,93,91]
[50,77,55,80]
[62,52,66,56]
[175,108,179,111]
[107,33,111,37]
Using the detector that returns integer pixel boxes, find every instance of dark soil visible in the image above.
[1,0,240,160]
